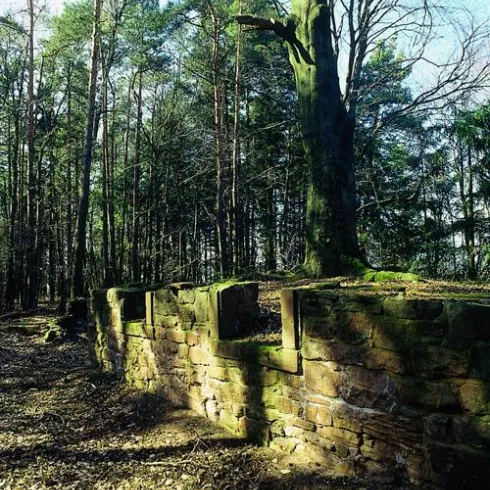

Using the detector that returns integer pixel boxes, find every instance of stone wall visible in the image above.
[91,282,490,489]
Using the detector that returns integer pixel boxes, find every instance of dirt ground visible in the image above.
[0,313,402,490]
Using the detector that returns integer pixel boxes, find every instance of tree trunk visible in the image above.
[238,1,360,277]
[210,6,229,278]
[25,0,38,309]
[72,0,102,297]
[288,1,359,276]
[131,71,143,283]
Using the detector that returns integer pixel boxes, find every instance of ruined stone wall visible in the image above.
[91,283,490,489]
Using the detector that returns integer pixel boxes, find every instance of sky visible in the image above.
[0,0,170,16]
[1,0,488,102]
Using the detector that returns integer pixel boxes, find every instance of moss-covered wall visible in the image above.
[90,283,490,489]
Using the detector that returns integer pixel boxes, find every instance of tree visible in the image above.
[237,0,490,277]
[72,0,103,297]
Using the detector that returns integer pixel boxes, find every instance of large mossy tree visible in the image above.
[238,0,490,277]
[239,1,361,277]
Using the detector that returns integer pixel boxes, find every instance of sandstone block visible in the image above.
[306,403,332,426]
[452,415,490,449]
[167,329,186,343]
[470,344,490,380]
[360,436,397,462]
[339,366,399,411]
[451,379,490,414]
[145,291,154,326]
[362,348,405,373]
[280,289,300,349]
[383,298,443,321]
[340,293,383,314]
[337,311,376,344]
[194,289,209,324]
[154,288,178,316]
[302,339,363,363]
[447,302,490,344]
[404,346,469,378]
[270,437,300,455]
[304,361,340,398]
[397,377,457,410]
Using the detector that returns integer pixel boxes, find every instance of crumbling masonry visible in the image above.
[91,282,490,488]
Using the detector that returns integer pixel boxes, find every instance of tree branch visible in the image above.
[235,15,292,41]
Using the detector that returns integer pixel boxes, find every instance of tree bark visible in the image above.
[72,0,102,297]
[238,0,360,277]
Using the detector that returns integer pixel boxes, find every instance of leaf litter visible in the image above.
[0,312,398,489]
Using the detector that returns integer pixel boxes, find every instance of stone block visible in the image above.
[373,318,444,351]
[210,283,259,340]
[210,339,240,360]
[451,379,490,414]
[303,431,336,453]
[360,436,397,462]
[167,329,186,343]
[154,314,179,329]
[238,417,270,443]
[218,381,248,403]
[154,288,178,316]
[302,315,337,340]
[304,361,340,398]
[452,415,490,449]
[300,290,339,317]
[470,344,490,380]
[189,346,209,365]
[337,311,376,344]
[176,303,195,325]
[424,413,450,440]
[396,377,457,410]
[340,293,383,314]
[280,289,300,349]
[339,366,399,411]
[404,346,469,378]
[245,366,279,387]
[270,437,300,455]
[447,302,490,344]
[194,289,209,324]
[427,442,490,489]
[383,298,443,321]
[306,403,333,426]
[240,344,300,373]
[176,288,195,304]
[362,348,405,374]
[145,291,154,326]
[219,408,239,433]
[302,339,363,363]
[177,343,189,359]
[291,418,316,431]
[121,321,154,339]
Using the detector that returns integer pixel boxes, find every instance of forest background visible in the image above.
[0,0,489,312]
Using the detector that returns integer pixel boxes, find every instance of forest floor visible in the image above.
[0,311,404,490]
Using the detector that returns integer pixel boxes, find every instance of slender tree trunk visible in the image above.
[231,16,242,274]
[25,0,38,309]
[131,71,143,283]
[118,83,132,283]
[72,0,102,297]
[210,6,229,278]
[464,144,476,279]
[101,69,113,286]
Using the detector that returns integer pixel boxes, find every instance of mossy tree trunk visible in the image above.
[238,0,360,277]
